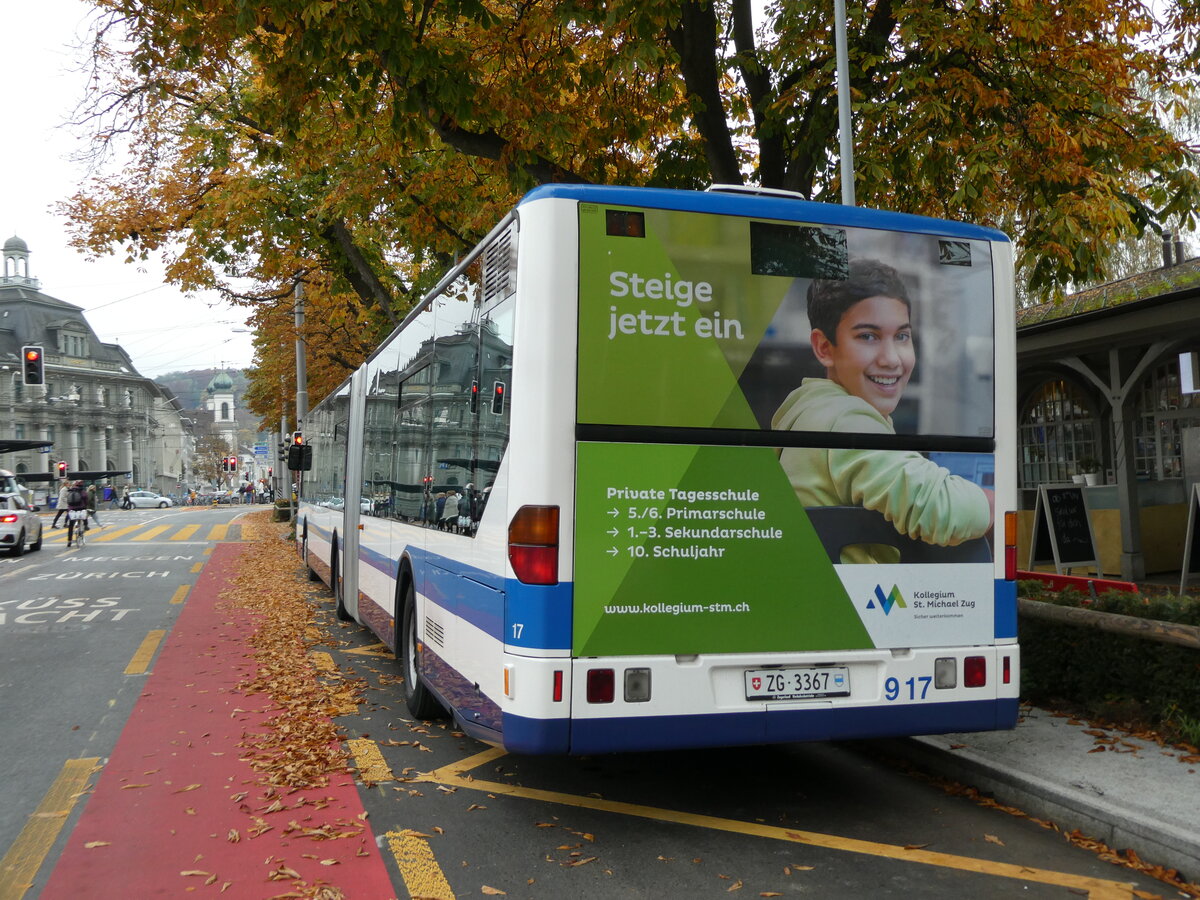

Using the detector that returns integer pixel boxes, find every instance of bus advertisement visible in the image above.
[297,184,1018,754]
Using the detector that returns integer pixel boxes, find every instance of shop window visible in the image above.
[1133,359,1200,480]
[1019,380,1098,488]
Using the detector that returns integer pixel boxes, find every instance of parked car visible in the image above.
[0,493,43,556]
[127,490,174,509]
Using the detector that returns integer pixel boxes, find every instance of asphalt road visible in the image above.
[321,603,1153,897]
[0,510,1165,899]
[0,504,251,896]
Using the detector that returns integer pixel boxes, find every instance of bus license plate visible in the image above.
[744,667,850,701]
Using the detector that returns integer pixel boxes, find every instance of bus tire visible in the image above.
[400,580,442,719]
[331,542,352,622]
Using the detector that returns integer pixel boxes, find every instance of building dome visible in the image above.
[206,372,235,392]
[4,235,29,253]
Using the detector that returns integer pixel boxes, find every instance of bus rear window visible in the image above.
[750,222,848,279]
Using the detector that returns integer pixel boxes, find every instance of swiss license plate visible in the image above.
[744,666,850,701]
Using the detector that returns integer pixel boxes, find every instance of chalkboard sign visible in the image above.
[1028,484,1099,575]
[1180,483,1200,594]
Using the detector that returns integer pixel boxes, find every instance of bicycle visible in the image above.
[67,508,88,549]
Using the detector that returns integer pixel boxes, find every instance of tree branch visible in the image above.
[667,0,743,186]
[319,219,401,325]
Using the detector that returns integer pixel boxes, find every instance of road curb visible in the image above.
[877,735,1200,882]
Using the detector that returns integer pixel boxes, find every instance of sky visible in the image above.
[0,0,256,380]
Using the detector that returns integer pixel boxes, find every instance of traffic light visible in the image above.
[292,431,303,446]
[21,345,44,386]
[287,443,312,471]
[57,461,67,478]
[491,380,505,415]
[469,380,479,413]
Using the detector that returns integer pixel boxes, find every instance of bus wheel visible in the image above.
[332,545,352,622]
[400,580,442,719]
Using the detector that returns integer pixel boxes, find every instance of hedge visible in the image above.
[1018,581,1200,738]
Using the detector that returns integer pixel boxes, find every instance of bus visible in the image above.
[297,184,1019,754]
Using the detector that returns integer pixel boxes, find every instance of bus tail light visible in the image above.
[552,669,564,702]
[964,656,987,687]
[1003,511,1018,581]
[1002,655,1012,684]
[508,506,559,585]
[586,668,614,703]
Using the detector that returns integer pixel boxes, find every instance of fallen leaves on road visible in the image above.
[890,754,1200,898]
[203,513,374,898]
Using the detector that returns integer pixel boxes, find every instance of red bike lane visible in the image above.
[40,542,396,899]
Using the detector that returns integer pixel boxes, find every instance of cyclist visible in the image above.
[65,481,88,548]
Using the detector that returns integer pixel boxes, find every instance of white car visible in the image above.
[127,490,174,509]
[0,493,43,556]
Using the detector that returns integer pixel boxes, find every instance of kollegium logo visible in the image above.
[867,584,906,615]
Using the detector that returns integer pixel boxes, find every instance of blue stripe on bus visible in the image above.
[500,698,1020,755]
[994,579,1017,639]
[519,184,1010,243]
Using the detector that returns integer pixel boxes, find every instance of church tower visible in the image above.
[204,371,238,450]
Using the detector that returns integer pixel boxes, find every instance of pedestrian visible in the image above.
[121,486,132,510]
[441,489,460,533]
[50,479,71,528]
[86,483,103,529]
[66,481,88,547]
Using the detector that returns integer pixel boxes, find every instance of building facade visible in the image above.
[1017,243,1200,580]
[0,236,192,495]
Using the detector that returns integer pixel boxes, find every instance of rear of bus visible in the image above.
[504,185,1018,754]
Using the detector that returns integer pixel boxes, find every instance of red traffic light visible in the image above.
[21,344,45,386]
[57,461,67,476]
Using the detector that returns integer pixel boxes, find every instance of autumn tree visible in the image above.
[192,432,234,488]
[64,0,1200,419]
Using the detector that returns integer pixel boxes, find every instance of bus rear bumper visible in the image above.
[498,698,1019,755]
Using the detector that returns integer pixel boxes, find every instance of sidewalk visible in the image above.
[887,706,1200,883]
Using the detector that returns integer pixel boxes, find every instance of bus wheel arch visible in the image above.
[331,534,351,621]
[301,522,319,582]
[399,568,443,719]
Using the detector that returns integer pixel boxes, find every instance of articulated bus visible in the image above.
[298,184,1019,754]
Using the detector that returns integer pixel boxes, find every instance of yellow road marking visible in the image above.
[204,546,213,556]
[91,523,150,542]
[344,642,395,658]
[205,524,229,541]
[171,524,200,541]
[422,749,1136,899]
[190,562,203,573]
[0,757,100,900]
[131,525,171,542]
[124,629,167,674]
[387,829,455,900]
[170,585,189,605]
[347,738,393,784]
